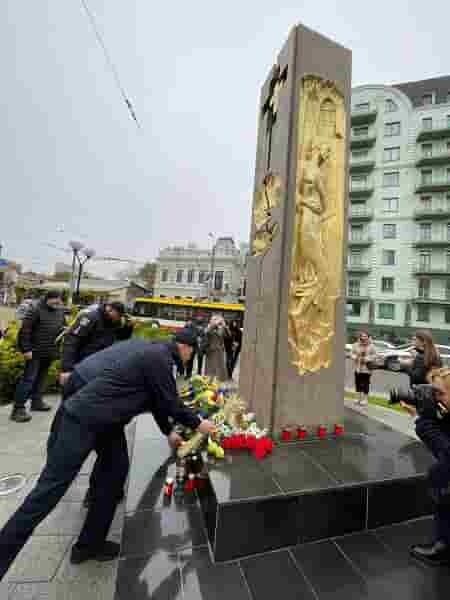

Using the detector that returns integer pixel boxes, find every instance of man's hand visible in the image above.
[197,419,216,436]
[59,372,72,386]
[400,401,417,418]
[168,431,183,450]
[23,352,32,361]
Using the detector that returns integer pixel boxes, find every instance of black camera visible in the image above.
[389,384,449,419]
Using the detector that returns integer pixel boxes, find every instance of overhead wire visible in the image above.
[79,0,141,130]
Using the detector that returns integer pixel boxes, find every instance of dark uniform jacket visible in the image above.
[406,349,442,386]
[65,339,201,434]
[17,301,65,360]
[61,307,133,372]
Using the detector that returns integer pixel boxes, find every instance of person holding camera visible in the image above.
[399,368,450,566]
[351,331,377,406]
[399,330,441,386]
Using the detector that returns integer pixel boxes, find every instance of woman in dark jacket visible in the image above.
[400,330,442,386]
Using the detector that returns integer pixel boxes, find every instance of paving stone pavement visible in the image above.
[0,395,132,599]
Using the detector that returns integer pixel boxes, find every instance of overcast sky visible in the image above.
[1,0,448,277]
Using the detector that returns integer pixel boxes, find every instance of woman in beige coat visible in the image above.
[204,315,228,381]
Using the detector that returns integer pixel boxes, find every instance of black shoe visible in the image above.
[410,541,450,566]
[10,407,32,423]
[31,400,52,412]
[70,540,121,565]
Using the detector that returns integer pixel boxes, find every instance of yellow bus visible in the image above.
[132,297,245,331]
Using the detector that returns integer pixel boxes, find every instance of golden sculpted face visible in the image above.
[251,173,283,257]
[288,75,347,374]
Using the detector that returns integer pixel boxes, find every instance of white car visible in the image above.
[379,343,450,371]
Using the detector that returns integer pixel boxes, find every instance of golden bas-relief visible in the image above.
[251,173,283,257]
[288,75,346,374]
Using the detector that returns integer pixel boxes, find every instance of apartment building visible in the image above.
[348,76,450,343]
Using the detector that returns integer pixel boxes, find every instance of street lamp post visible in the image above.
[74,248,95,305]
[208,233,216,300]
[68,241,84,307]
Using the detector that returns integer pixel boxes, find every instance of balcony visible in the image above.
[413,236,450,248]
[415,180,450,194]
[413,294,450,306]
[349,184,374,199]
[412,265,450,277]
[413,206,450,219]
[348,207,373,221]
[350,134,377,150]
[417,118,450,142]
[349,160,376,174]
[346,291,370,301]
[348,236,373,247]
[351,105,378,126]
[347,262,371,274]
[416,150,450,168]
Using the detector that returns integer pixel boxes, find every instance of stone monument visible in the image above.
[239,24,352,433]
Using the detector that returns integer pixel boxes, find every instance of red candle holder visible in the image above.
[281,428,292,442]
[334,424,344,436]
[317,425,327,439]
[184,474,196,493]
[297,426,308,440]
[163,477,174,498]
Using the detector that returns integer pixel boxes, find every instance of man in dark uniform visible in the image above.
[0,329,215,580]
[59,301,134,507]
[402,368,450,566]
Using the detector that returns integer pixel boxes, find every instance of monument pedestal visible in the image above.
[240,24,352,434]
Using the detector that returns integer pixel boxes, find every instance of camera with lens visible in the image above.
[389,384,449,419]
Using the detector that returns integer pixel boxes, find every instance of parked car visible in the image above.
[378,343,450,371]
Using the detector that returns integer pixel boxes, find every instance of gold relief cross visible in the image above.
[262,64,288,172]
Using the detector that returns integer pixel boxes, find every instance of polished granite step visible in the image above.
[198,409,435,561]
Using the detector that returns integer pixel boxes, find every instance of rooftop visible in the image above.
[393,75,450,107]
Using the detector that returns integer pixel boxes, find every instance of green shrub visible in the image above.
[132,322,172,342]
[0,322,25,402]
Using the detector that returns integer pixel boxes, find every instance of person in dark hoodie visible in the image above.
[0,328,215,580]
[11,291,65,423]
[400,330,442,387]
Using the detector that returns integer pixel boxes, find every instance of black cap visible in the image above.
[107,301,126,315]
[174,328,197,348]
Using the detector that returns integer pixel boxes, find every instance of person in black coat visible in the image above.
[400,330,442,387]
[59,302,133,385]
[11,291,65,423]
[228,320,243,378]
[0,329,215,580]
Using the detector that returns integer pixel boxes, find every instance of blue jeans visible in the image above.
[415,417,450,545]
[0,410,129,581]
[14,357,52,408]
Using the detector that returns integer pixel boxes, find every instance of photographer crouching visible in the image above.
[390,368,450,565]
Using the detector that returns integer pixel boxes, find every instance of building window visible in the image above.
[447,115,450,128]
[422,117,432,131]
[447,223,450,241]
[417,305,430,322]
[384,147,400,162]
[214,271,224,291]
[422,144,433,158]
[385,99,397,113]
[352,149,369,160]
[420,195,432,210]
[349,249,362,266]
[447,251,450,271]
[381,277,395,293]
[445,279,450,300]
[354,102,370,113]
[383,224,397,239]
[418,278,430,299]
[445,307,450,324]
[419,252,431,269]
[447,168,450,182]
[176,269,183,283]
[378,303,395,319]
[187,269,194,283]
[350,174,368,190]
[419,223,432,241]
[350,224,364,241]
[382,249,396,266]
[421,170,433,185]
[348,279,361,298]
[161,269,169,282]
[422,93,433,106]
[383,197,399,213]
[347,302,361,317]
[383,171,400,187]
[384,122,401,136]
[353,125,369,137]
[198,271,207,284]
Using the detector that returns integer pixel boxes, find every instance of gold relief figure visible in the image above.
[288,75,346,374]
[251,173,283,257]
